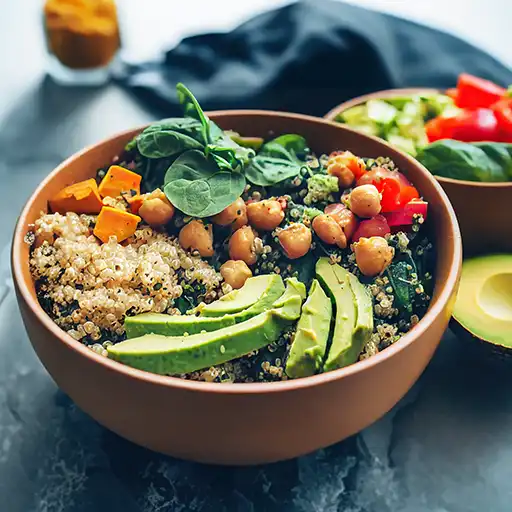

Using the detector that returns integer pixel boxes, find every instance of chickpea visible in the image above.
[325,203,359,241]
[179,220,214,257]
[229,226,258,265]
[327,161,355,189]
[220,260,253,289]
[349,184,381,218]
[139,193,175,227]
[353,236,394,277]
[278,223,312,259]
[312,214,347,248]
[211,197,247,231]
[247,199,284,231]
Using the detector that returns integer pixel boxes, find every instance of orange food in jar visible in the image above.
[44,0,121,69]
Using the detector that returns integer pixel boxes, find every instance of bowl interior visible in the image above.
[12,111,462,390]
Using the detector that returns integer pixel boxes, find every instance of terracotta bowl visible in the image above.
[325,89,512,256]
[12,112,462,465]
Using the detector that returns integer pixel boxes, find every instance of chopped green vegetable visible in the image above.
[303,174,338,205]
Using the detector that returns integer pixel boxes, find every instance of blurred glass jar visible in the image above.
[43,0,121,85]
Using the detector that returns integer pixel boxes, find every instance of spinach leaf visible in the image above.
[245,156,304,186]
[136,118,204,159]
[416,140,510,182]
[163,150,246,217]
[176,83,210,144]
[386,260,415,314]
[259,134,309,162]
[209,121,255,166]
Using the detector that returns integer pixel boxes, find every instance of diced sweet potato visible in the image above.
[98,165,142,198]
[93,206,141,243]
[49,178,104,214]
[126,193,147,214]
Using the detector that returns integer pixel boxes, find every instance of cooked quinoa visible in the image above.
[29,212,223,345]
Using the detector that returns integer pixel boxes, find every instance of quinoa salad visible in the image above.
[27,84,434,383]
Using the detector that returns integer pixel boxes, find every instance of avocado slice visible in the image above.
[452,254,512,350]
[285,279,332,379]
[125,312,237,338]
[195,274,285,317]
[315,258,373,371]
[108,279,305,375]
[125,274,286,338]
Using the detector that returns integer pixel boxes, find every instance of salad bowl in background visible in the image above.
[12,112,461,465]
[325,89,512,256]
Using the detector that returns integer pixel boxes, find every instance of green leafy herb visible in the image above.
[416,139,511,182]
[163,150,246,217]
[176,83,210,144]
[137,124,204,159]
[209,121,255,167]
[245,156,304,186]
[258,134,308,162]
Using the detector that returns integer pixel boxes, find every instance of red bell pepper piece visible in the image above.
[456,73,506,109]
[384,199,428,227]
[445,88,459,102]
[351,215,390,243]
[425,116,456,142]
[491,97,512,140]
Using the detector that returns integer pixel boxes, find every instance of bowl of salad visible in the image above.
[325,74,512,255]
[12,84,461,465]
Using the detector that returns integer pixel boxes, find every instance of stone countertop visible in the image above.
[2,2,512,511]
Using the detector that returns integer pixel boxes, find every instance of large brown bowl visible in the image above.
[12,112,462,465]
[325,89,512,256]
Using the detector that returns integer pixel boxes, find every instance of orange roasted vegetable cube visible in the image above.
[98,165,142,198]
[126,193,148,214]
[93,206,141,243]
[49,178,104,214]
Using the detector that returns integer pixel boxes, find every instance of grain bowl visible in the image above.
[13,110,461,465]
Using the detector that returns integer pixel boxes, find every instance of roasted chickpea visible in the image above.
[247,199,284,231]
[211,197,247,230]
[139,193,175,227]
[179,220,214,257]
[278,223,312,259]
[349,184,381,218]
[220,260,253,289]
[327,162,354,189]
[229,226,258,265]
[324,203,359,241]
[312,214,347,248]
[353,236,394,276]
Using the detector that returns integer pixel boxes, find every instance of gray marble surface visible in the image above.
[2,2,512,511]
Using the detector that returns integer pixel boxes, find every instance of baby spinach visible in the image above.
[417,139,512,182]
[177,83,210,144]
[163,150,246,218]
[259,134,308,162]
[245,156,304,186]
[209,121,255,167]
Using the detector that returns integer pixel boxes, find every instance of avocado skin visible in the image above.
[125,275,285,338]
[108,279,304,375]
[315,258,373,371]
[198,274,285,317]
[285,279,332,379]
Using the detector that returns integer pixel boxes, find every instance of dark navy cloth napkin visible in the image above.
[117,0,512,117]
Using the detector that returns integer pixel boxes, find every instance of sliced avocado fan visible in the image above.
[108,278,305,375]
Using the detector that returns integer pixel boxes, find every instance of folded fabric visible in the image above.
[116,0,512,117]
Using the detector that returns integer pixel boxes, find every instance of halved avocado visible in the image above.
[452,254,512,354]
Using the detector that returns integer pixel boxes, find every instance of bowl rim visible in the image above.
[12,110,462,395]
[324,87,512,190]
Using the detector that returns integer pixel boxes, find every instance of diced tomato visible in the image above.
[356,167,413,212]
[456,73,506,109]
[399,185,420,207]
[425,116,456,142]
[450,108,499,142]
[445,88,459,102]
[352,215,390,243]
[384,199,428,227]
[491,98,512,140]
